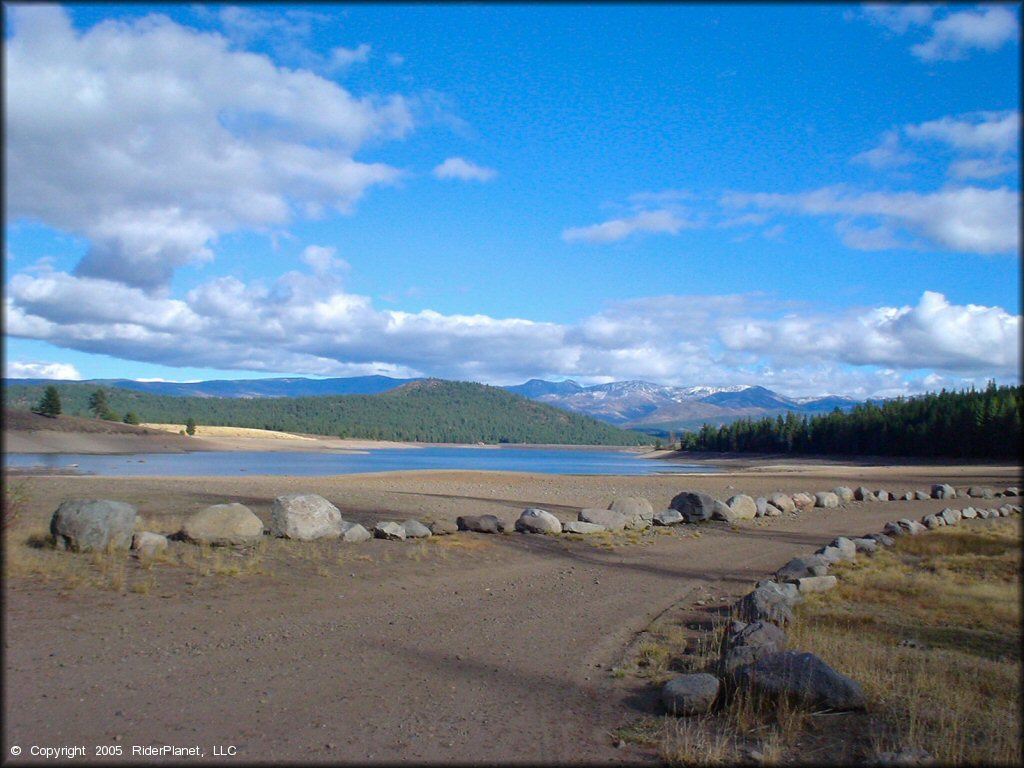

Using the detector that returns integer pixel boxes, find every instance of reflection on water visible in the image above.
[4,447,713,477]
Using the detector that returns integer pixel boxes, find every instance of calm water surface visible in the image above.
[5,446,713,477]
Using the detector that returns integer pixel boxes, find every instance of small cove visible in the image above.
[4,446,714,477]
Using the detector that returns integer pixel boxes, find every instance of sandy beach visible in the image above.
[3,423,1020,764]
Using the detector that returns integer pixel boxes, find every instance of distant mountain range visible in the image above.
[5,375,863,435]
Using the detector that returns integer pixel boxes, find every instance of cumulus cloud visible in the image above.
[300,245,349,275]
[722,185,1019,254]
[850,130,917,170]
[6,261,1018,397]
[4,5,412,290]
[905,110,1020,155]
[862,4,1019,61]
[432,157,497,182]
[6,360,83,380]
[331,43,372,69]
[912,6,1020,61]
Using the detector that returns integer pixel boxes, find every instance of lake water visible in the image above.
[4,446,712,477]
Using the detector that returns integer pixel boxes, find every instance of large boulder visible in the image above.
[914,490,931,501]
[855,486,876,502]
[563,520,606,535]
[796,575,838,593]
[960,507,978,519]
[661,674,721,716]
[967,487,994,499]
[669,491,721,523]
[427,519,458,536]
[851,537,878,555]
[653,509,684,526]
[726,494,758,520]
[829,537,857,560]
[269,494,343,540]
[401,519,432,539]
[833,487,854,503]
[515,508,562,534]
[791,493,816,511]
[131,531,168,558]
[578,508,629,531]
[732,651,866,711]
[776,554,829,583]
[456,514,505,534]
[814,492,840,509]
[340,522,371,543]
[609,497,654,530]
[768,493,795,514]
[875,489,892,502]
[897,518,927,535]
[931,483,957,500]
[734,581,802,626]
[180,503,263,546]
[720,620,787,676]
[922,514,942,529]
[374,521,406,541]
[50,499,137,552]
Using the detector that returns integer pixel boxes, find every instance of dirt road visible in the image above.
[3,465,1018,764]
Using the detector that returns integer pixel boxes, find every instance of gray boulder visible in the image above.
[967,487,994,499]
[732,651,866,711]
[900,491,915,501]
[578,508,628,531]
[734,581,801,625]
[833,487,854,503]
[817,545,846,565]
[914,490,931,500]
[270,494,343,540]
[938,507,961,526]
[710,500,741,523]
[865,532,896,547]
[340,522,371,543]
[830,537,857,560]
[427,519,458,536]
[796,575,838,593]
[814,491,840,508]
[754,497,770,517]
[401,519,432,539]
[669,491,724,522]
[563,520,606,534]
[883,521,905,537]
[51,499,137,552]
[456,514,505,534]
[374,521,406,541]
[725,494,758,520]
[931,483,957,499]
[652,509,684,526]
[609,497,654,530]
[897,518,927,535]
[181,503,264,546]
[768,493,795,514]
[661,674,720,716]
[855,486,875,502]
[131,531,168,558]
[976,508,991,519]
[922,514,942,529]
[875,489,891,502]
[851,537,878,555]
[1005,487,1020,497]
[515,508,562,534]
[776,555,829,583]
[960,507,977,519]
[720,620,787,676]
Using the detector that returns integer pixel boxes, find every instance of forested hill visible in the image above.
[3,379,650,446]
[679,383,1022,460]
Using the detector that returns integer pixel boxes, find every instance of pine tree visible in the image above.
[35,386,62,417]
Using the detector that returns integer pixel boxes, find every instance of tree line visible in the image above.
[10,379,648,446]
[678,382,1021,459]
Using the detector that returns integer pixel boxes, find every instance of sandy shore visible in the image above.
[4,459,1020,764]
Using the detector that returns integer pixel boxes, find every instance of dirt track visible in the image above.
[3,464,1020,764]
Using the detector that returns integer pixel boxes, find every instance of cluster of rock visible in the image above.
[659,487,1021,719]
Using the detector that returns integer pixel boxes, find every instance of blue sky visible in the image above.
[4,3,1020,397]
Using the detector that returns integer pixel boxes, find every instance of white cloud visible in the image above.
[722,185,1019,254]
[6,263,1018,397]
[949,157,1019,180]
[331,43,372,69]
[905,111,1020,155]
[300,245,349,275]
[850,130,916,170]
[4,5,412,290]
[912,6,1019,61]
[6,360,83,380]
[861,4,934,34]
[432,157,497,182]
[562,209,694,244]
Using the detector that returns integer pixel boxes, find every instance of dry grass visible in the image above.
[139,423,313,440]
[626,517,1022,765]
